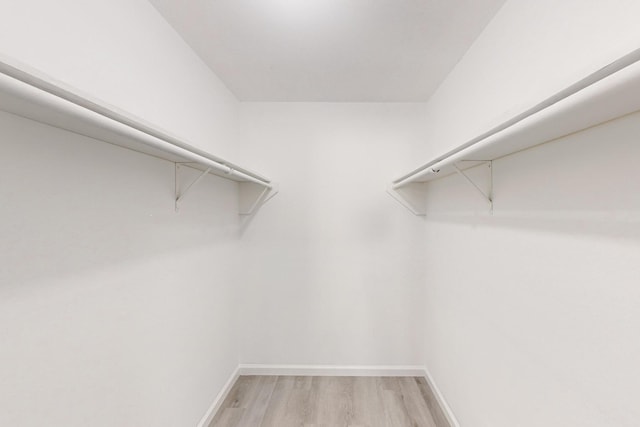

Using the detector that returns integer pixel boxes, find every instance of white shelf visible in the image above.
[390,47,640,215]
[0,55,277,215]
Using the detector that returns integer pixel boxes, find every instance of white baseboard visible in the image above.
[423,366,460,427]
[237,364,427,377]
[196,366,240,427]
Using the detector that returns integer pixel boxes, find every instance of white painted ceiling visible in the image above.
[149,0,505,102]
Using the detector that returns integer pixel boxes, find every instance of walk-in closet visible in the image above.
[2,1,639,426]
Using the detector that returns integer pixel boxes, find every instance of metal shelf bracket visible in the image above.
[452,161,493,212]
[388,161,493,216]
[238,182,279,234]
[175,162,279,215]
[386,182,428,216]
[175,163,211,212]
[239,181,279,216]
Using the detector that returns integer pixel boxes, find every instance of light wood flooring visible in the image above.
[210,376,443,427]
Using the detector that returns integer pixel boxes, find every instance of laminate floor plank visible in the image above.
[380,378,414,427]
[211,408,245,427]
[310,376,356,426]
[351,377,386,427]
[236,376,279,427]
[415,377,449,427]
[260,376,310,427]
[211,376,277,427]
[397,377,438,427]
[210,376,440,427]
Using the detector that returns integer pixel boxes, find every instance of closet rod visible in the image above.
[0,55,271,188]
[393,46,640,189]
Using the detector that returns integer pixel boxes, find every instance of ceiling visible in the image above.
[148,0,506,102]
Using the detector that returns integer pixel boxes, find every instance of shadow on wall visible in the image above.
[420,110,640,242]
[0,111,241,290]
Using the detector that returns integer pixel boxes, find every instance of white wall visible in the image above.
[237,103,428,367]
[413,0,640,163]
[0,1,244,425]
[0,112,240,426]
[4,0,639,425]
[0,0,240,161]
[415,0,640,425]
[423,112,640,427]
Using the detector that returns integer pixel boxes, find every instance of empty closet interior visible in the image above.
[2,1,639,426]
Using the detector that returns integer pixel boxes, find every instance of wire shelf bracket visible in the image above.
[238,181,279,216]
[0,54,277,222]
[175,163,279,215]
[387,161,493,216]
[386,182,428,216]
[388,47,640,217]
[452,161,493,213]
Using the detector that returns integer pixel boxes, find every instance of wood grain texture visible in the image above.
[415,377,452,427]
[210,376,439,427]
